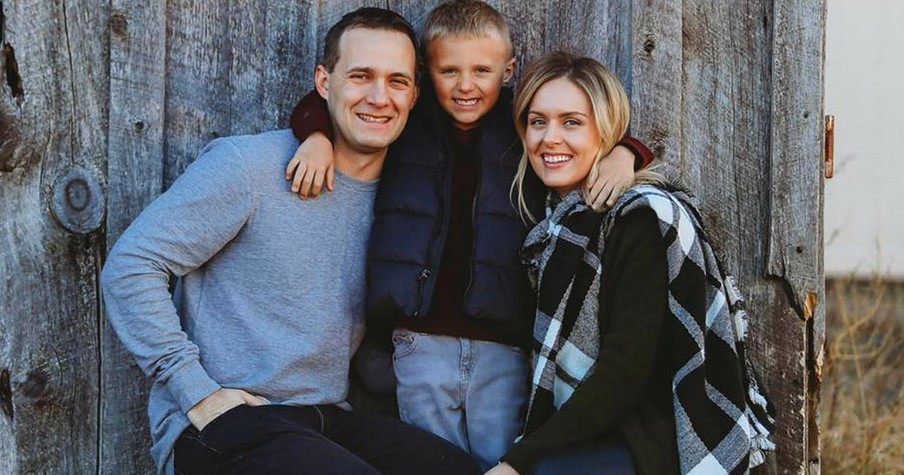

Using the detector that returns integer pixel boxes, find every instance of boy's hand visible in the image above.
[186,387,268,431]
[584,144,635,212]
[285,132,335,199]
[484,462,520,475]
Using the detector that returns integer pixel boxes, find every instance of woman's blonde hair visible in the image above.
[511,51,661,222]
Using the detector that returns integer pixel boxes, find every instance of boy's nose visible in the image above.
[458,75,475,93]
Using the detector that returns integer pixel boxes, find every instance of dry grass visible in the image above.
[821,277,904,475]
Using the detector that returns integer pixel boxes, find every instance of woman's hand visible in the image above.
[484,462,520,475]
[584,144,635,211]
[285,132,335,199]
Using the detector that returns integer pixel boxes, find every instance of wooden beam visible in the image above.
[0,0,109,472]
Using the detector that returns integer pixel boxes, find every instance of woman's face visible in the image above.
[525,77,602,196]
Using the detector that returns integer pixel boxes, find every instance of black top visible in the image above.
[504,208,679,475]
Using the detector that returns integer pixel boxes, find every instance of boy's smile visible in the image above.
[427,34,515,130]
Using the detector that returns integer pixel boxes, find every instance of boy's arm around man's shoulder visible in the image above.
[100,137,255,415]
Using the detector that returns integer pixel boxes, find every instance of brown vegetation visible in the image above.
[822,277,904,474]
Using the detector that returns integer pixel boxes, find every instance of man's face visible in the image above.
[427,34,515,130]
[316,28,418,156]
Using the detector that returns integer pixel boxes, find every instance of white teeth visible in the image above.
[454,98,478,106]
[358,114,390,123]
[543,154,572,163]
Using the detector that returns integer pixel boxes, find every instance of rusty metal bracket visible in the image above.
[825,115,834,179]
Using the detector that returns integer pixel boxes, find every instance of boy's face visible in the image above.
[427,34,515,130]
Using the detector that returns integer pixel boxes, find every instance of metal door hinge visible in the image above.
[825,115,834,179]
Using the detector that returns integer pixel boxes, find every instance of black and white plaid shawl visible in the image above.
[521,185,775,474]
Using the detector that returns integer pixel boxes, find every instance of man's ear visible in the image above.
[410,85,420,110]
[314,65,330,100]
[503,56,516,83]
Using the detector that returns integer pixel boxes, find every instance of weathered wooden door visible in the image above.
[0,1,825,473]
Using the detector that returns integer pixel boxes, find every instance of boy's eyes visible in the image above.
[438,67,492,76]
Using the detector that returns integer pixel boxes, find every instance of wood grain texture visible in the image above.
[767,1,827,473]
[0,0,109,473]
[631,0,681,166]
[677,2,813,473]
[104,1,166,472]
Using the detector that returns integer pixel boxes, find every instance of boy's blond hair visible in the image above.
[422,0,513,58]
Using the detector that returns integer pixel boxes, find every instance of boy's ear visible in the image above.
[314,65,330,100]
[503,56,516,83]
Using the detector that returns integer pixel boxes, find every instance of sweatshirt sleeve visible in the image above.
[100,138,255,413]
[289,89,334,142]
[503,209,668,473]
[618,135,655,171]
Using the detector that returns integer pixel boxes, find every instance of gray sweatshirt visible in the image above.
[101,129,377,474]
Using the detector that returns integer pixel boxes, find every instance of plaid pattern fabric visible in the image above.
[520,185,775,474]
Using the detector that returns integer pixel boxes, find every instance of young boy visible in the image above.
[285,1,653,470]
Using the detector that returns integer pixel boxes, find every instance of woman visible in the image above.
[486,52,774,475]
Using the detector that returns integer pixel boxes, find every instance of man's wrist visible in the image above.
[165,359,221,413]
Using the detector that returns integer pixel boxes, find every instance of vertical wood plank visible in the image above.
[314,0,382,70]
[768,1,827,473]
[228,0,318,132]
[261,0,319,126]
[0,0,108,472]
[163,0,232,188]
[492,0,550,82]
[678,1,811,473]
[104,0,166,472]
[226,1,268,134]
[631,0,681,166]
[541,1,632,90]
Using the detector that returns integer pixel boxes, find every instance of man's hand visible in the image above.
[584,144,635,211]
[285,132,335,199]
[186,388,268,431]
[484,462,520,475]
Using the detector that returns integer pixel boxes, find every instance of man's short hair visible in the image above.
[422,0,513,59]
[321,7,420,78]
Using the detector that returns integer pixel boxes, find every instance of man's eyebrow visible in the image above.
[345,66,374,75]
[346,66,413,82]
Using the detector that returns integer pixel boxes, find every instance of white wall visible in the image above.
[824,0,904,278]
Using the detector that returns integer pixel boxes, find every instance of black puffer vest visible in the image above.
[366,88,535,347]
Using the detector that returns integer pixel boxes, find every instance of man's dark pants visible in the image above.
[174,404,481,475]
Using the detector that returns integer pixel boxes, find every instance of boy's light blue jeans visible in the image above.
[392,329,530,471]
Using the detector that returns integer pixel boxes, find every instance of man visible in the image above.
[101,8,480,475]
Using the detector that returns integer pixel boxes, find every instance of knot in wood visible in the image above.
[0,369,12,419]
[110,11,129,39]
[51,167,105,235]
[21,370,48,399]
